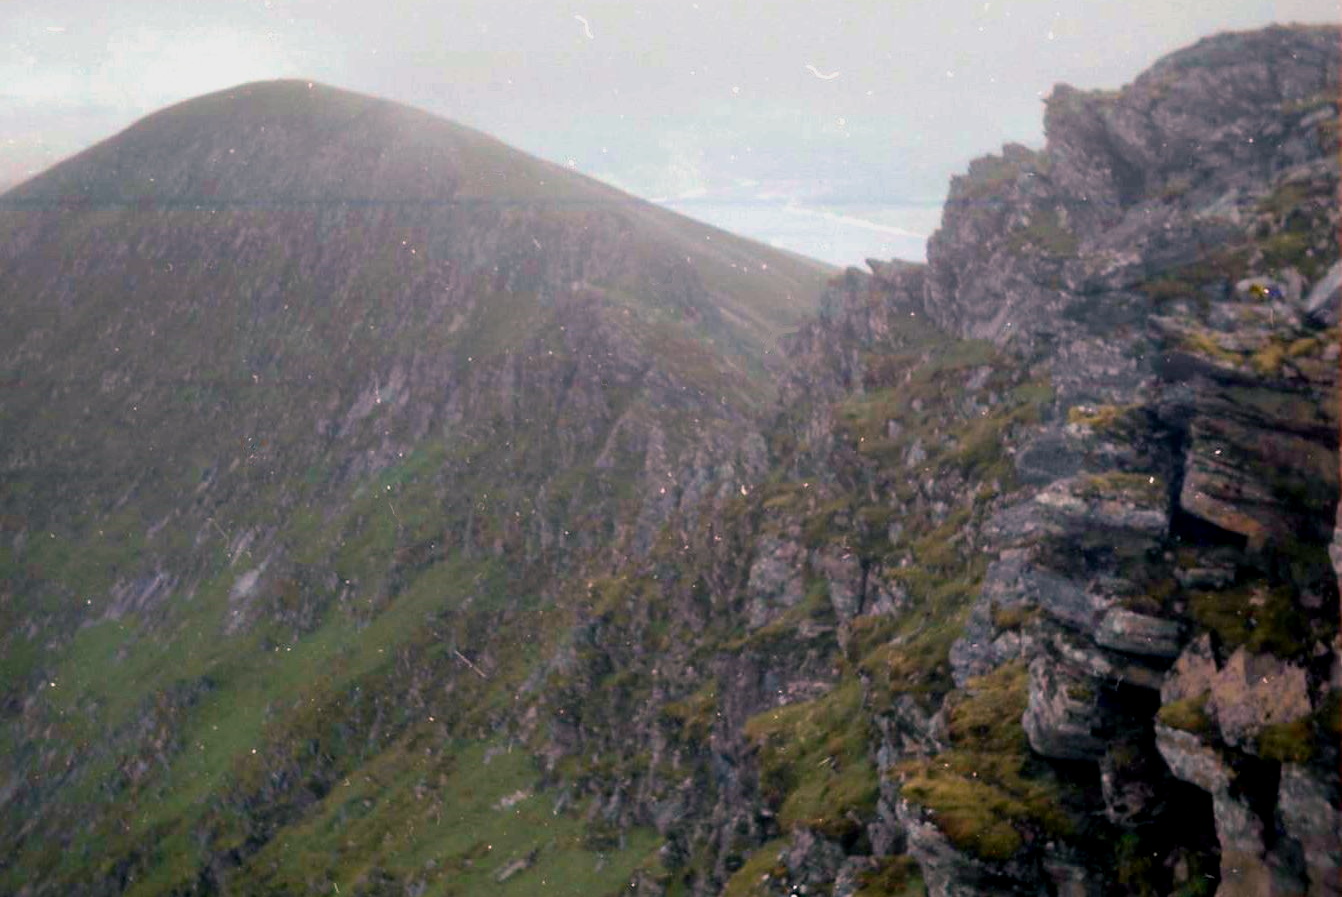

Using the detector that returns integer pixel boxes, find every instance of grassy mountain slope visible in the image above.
[0,80,828,896]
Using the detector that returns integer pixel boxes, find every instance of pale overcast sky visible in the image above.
[1,0,1335,264]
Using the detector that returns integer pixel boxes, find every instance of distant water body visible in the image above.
[657,198,944,269]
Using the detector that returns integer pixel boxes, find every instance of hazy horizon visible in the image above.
[3,1,1336,265]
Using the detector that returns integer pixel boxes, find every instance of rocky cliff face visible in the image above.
[1,24,1338,897]
[530,24,1340,897]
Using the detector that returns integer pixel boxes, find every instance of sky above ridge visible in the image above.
[1,0,1335,266]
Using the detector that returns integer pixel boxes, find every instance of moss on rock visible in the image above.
[897,664,1074,862]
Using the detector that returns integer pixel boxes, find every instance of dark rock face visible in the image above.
[738,23,1340,897]
[2,24,1339,897]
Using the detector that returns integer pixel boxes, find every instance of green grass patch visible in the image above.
[1067,403,1139,435]
[720,839,788,897]
[858,555,988,705]
[1179,330,1241,366]
[855,855,926,897]
[955,154,1027,201]
[235,738,660,897]
[744,679,878,838]
[8,555,507,894]
[1157,694,1213,736]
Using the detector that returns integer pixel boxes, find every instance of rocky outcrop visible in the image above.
[578,26,1342,897]
[924,25,1339,352]
[1279,764,1342,897]
[865,23,1340,897]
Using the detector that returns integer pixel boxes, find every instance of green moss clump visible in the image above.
[802,498,853,548]
[950,415,1011,480]
[860,611,966,702]
[1006,209,1080,257]
[897,664,1073,862]
[1067,403,1140,435]
[223,737,663,897]
[1140,277,1202,305]
[1075,470,1165,505]
[1255,717,1312,763]
[990,603,1033,632]
[847,615,904,663]
[1188,585,1310,659]
[1171,854,1220,897]
[1139,246,1253,307]
[1179,330,1241,366]
[1257,181,1311,217]
[1255,693,1341,764]
[1249,339,1289,375]
[911,508,974,571]
[1287,336,1324,359]
[720,840,788,897]
[663,683,718,744]
[956,155,1026,201]
[855,854,926,897]
[1115,830,1164,897]
[1259,231,1311,273]
[1244,333,1332,376]
[930,339,998,372]
[1068,404,1119,429]
[727,576,838,657]
[1250,174,1336,280]
[760,483,806,513]
[1157,694,1213,735]
[941,663,1031,751]
[860,556,987,705]
[1159,175,1194,200]
[908,774,1026,858]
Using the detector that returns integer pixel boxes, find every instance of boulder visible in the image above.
[1095,608,1182,658]
[1207,650,1312,748]
[1023,655,1106,760]
[1156,725,1313,897]
[744,535,806,628]
[1014,430,1083,486]
[1277,764,1342,897]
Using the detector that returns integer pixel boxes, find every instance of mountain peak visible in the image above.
[4,77,601,207]
[2,79,830,360]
